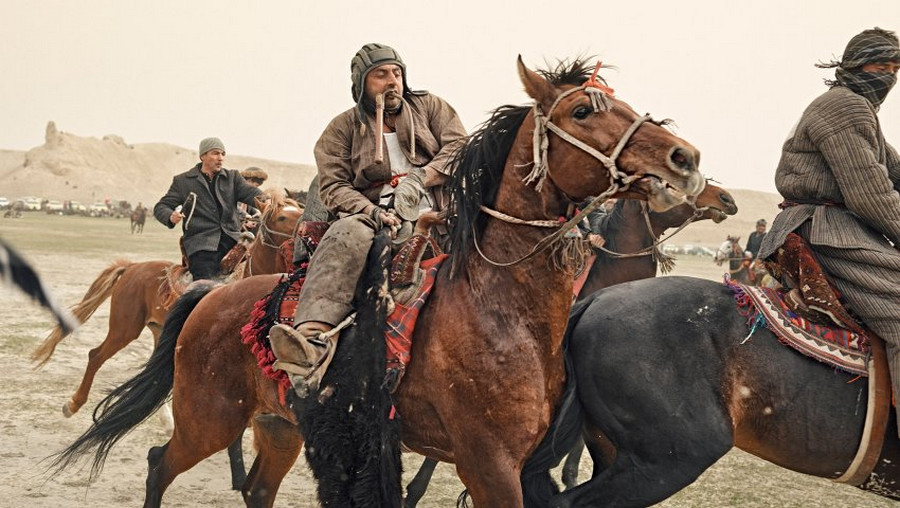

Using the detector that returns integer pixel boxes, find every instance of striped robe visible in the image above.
[758,86,900,411]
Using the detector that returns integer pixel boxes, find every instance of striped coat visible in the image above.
[758,86,900,397]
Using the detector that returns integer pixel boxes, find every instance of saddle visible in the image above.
[764,233,868,338]
[742,232,891,486]
[241,218,447,402]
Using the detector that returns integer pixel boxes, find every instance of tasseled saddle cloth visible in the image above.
[240,221,446,404]
[728,233,873,376]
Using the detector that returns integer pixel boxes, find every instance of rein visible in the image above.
[244,204,299,276]
[593,201,706,274]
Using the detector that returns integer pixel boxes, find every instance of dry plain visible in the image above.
[0,211,894,507]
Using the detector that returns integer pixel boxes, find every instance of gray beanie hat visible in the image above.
[199,137,226,156]
[350,43,408,103]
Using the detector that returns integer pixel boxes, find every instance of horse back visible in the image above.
[570,276,890,480]
[172,273,295,422]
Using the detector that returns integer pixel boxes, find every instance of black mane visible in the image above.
[446,57,604,275]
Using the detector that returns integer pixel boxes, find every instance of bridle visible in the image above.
[243,202,299,276]
[474,64,654,267]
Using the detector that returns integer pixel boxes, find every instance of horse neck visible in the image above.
[245,232,280,275]
[459,119,582,358]
[579,200,657,298]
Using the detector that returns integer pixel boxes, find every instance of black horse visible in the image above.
[535,276,900,507]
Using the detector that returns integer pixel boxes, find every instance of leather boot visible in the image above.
[270,321,337,395]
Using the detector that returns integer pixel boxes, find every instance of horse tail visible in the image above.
[518,298,591,508]
[30,259,132,367]
[48,284,213,481]
[294,229,403,507]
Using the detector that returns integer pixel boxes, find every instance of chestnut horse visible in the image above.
[53,57,705,507]
[535,276,900,506]
[405,183,738,506]
[32,189,301,417]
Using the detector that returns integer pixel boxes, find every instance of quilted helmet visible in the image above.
[350,43,408,103]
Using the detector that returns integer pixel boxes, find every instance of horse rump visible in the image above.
[290,229,402,507]
[48,284,215,480]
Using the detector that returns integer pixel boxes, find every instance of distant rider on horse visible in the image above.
[758,28,900,433]
[269,43,467,389]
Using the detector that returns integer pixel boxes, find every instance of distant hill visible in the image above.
[0,122,783,248]
[0,122,317,206]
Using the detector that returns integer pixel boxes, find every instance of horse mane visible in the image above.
[447,57,600,276]
[259,188,300,223]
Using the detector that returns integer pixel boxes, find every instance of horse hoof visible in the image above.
[62,400,77,418]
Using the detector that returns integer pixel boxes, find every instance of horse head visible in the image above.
[693,183,738,223]
[645,183,738,239]
[256,188,303,247]
[515,57,706,213]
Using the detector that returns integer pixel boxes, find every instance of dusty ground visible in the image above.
[0,213,895,507]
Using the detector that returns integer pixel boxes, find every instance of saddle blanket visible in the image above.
[728,279,869,377]
[240,254,448,404]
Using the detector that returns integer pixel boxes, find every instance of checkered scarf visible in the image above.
[817,27,900,108]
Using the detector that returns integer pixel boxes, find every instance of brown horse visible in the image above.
[31,188,302,418]
[130,207,147,234]
[575,183,737,300]
[53,57,705,507]
[405,182,738,506]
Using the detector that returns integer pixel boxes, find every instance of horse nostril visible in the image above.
[669,147,695,172]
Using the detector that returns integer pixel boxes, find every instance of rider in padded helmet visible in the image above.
[269,43,467,393]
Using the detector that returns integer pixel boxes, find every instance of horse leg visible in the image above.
[145,407,250,507]
[453,452,526,508]
[404,457,439,508]
[65,308,147,416]
[242,414,303,508]
[227,432,247,491]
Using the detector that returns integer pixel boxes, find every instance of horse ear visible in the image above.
[517,55,557,107]
[254,196,268,213]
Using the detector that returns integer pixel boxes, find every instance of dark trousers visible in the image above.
[187,234,236,280]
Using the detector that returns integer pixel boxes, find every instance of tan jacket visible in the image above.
[314,92,466,218]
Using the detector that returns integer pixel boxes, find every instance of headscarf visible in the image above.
[817,28,900,109]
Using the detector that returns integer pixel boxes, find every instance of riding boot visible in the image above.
[270,321,339,396]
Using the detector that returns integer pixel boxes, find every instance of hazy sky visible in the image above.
[2,0,899,193]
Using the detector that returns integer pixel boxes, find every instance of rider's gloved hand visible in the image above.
[369,205,400,230]
[392,167,426,221]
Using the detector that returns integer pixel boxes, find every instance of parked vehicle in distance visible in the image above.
[0,197,9,209]
[67,201,87,215]
[45,200,65,214]
[22,197,42,211]
[89,202,109,217]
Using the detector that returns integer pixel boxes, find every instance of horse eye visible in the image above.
[573,106,591,120]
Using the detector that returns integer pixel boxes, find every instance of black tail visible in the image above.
[49,284,214,480]
[293,229,403,507]
[0,238,78,334]
[519,298,591,508]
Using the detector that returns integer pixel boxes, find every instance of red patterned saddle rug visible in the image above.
[728,232,873,376]
[240,224,447,404]
[728,280,869,376]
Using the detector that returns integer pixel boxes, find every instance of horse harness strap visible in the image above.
[833,334,891,486]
